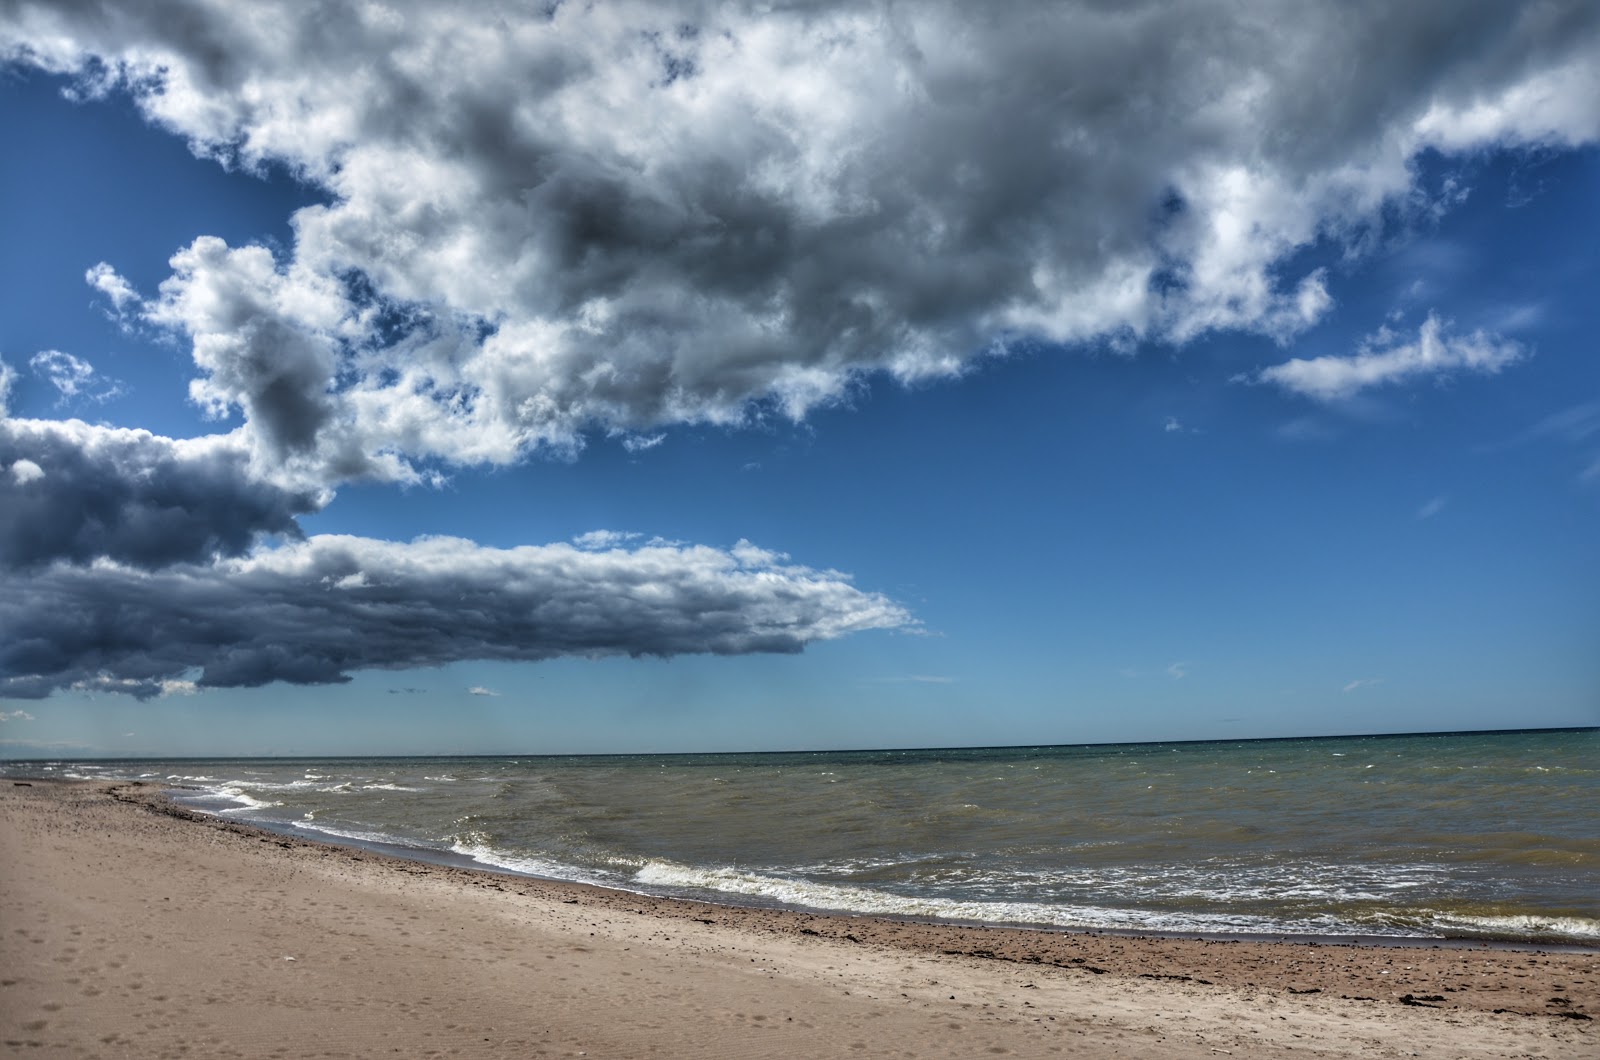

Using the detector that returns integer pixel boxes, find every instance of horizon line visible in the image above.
[3,724,1594,762]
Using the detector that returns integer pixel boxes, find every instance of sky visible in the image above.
[1,0,1597,757]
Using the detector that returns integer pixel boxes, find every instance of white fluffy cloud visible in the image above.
[0,534,913,699]
[1250,314,1527,402]
[4,1,1596,478]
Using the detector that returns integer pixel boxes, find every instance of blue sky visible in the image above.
[2,2,1597,756]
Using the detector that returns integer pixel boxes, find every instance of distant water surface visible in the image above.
[11,729,1597,944]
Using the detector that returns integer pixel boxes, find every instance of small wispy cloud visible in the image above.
[572,529,641,551]
[85,262,142,315]
[387,687,425,695]
[619,432,665,453]
[1275,416,1338,443]
[0,710,35,722]
[1416,495,1447,520]
[1164,416,1184,433]
[468,686,500,697]
[1166,661,1188,680]
[29,350,123,404]
[1487,400,1600,486]
[1246,313,1525,402]
[1342,677,1385,693]
[1481,400,1600,453]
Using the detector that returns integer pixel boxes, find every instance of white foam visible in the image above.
[293,820,414,847]
[214,786,280,813]
[451,841,603,884]
[629,861,1301,934]
[1429,913,1600,942]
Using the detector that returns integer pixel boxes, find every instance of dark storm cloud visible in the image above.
[0,418,320,571]
[0,535,912,699]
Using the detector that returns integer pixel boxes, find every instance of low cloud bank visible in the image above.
[0,534,912,699]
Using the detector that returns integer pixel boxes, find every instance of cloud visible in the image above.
[467,686,500,697]
[9,458,44,485]
[2,2,1595,477]
[69,676,197,699]
[0,359,14,414]
[620,432,666,454]
[29,350,120,403]
[572,529,642,551]
[1491,400,1600,484]
[1166,661,1188,680]
[1416,495,1448,520]
[0,535,912,699]
[1342,677,1385,693]
[1514,400,1600,445]
[142,237,392,480]
[1249,314,1527,402]
[0,418,322,572]
[1163,417,1184,433]
[85,262,141,316]
[1275,416,1339,443]
[0,710,35,722]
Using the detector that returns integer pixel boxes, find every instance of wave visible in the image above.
[629,860,1353,936]
[450,841,617,886]
[1426,912,1600,943]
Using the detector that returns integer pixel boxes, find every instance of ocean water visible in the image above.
[9,729,1597,945]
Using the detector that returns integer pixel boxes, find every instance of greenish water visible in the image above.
[10,729,1596,943]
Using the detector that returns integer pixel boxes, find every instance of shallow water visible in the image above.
[10,729,1597,943]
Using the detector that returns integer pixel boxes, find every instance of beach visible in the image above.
[1,780,1593,1058]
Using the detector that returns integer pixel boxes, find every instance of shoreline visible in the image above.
[166,783,1599,956]
[4,778,1596,1057]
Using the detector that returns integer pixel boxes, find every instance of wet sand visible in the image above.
[1,779,1593,1058]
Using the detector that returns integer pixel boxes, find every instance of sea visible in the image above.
[7,729,1596,946]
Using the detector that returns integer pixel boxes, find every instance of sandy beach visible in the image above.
[1,780,1593,1058]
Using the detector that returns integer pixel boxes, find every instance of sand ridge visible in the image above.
[1,779,1594,1058]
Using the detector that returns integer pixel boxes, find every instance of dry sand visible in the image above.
[1,779,1593,1058]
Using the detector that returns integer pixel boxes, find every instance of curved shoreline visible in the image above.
[124,780,1600,970]
[4,777,1595,1058]
[150,780,1598,955]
